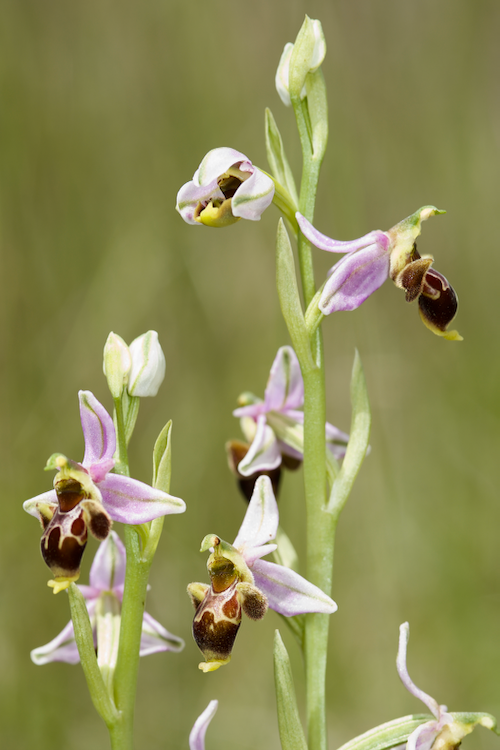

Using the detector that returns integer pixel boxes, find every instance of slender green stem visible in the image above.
[113,525,152,744]
[113,397,130,476]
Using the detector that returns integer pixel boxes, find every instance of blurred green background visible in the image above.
[1,0,499,748]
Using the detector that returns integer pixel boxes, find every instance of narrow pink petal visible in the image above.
[99,475,185,524]
[139,611,185,656]
[237,416,281,477]
[320,244,390,313]
[252,559,337,616]
[189,700,219,750]
[89,531,127,592]
[79,391,116,469]
[232,169,275,221]
[264,346,304,412]
[297,212,388,254]
[397,623,441,718]
[232,402,265,419]
[233,475,278,552]
[195,147,249,185]
[31,619,80,665]
[326,421,350,459]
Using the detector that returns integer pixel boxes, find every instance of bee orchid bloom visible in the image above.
[296,208,462,341]
[233,346,348,477]
[23,390,185,592]
[176,147,275,228]
[31,532,184,666]
[187,476,337,672]
[397,623,495,750]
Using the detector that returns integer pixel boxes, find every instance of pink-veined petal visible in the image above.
[297,212,388,254]
[407,722,442,750]
[89,531,127,592]
[79,391,116,471]
[232,168,275,221]
[233,401,265,419]
[264,346,303,412]
[237,416,281,477]
[320,243,390,314]
[139,611,185,656]
[98,474,185,524]
[31,600,97,665]
[194,147,249,186]
[189,700,219,750]
[252,558,337,616]
[233,475,278,553]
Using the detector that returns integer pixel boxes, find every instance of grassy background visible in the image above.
[1,0,499,748]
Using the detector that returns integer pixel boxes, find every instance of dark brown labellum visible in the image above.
[419,268,458,333]
[41,505,88,578]
[192,580,242,663]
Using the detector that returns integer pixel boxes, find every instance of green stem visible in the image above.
[113,525,152,745]
[291,89,333,750]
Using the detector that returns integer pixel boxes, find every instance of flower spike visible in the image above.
[176,148,275,227]
[187,476,337,672]
[297,208,462,340]
[24,391,185,591]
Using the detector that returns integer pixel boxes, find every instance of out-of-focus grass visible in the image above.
[0,0,499,748]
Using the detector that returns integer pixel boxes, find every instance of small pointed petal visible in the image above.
[233,475,279,552]
[275,43,294,106]
[252,558,337,616]
[326,421,350,459]
[194,148,249,186]
[264,346,303,412]
[98,474,185,524]
[320,243,390,313]
[23,491,57,523]
[397,622,441,719]
[89,531,126,592]
[189,700,219,750]
[237,416,282,477]
[139,612,185,656]
[79,391,116,471]
[232,168,275,221]
[297,213,387,254]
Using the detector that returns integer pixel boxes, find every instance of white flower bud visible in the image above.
[128,331,166,397]
[103,332,132,399]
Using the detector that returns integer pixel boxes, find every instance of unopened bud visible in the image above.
[103,333,132,399]
[128,331,166,397]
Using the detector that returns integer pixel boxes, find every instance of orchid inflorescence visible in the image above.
[21,13,493,750]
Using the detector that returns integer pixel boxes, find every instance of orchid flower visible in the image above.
[233,346,349,477]
[23,390,185,592]
[176,147,275,228]
[189,701,218,750]
[275,18,326,106]
[297,208,462,341]
[31,532,184,667]
[187,476,337,672]
[397,623,495,750]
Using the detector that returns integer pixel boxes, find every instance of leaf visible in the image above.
[273,630,308,750]
[265,108,299,207]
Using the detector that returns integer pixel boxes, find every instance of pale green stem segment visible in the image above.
[274,630,309,750]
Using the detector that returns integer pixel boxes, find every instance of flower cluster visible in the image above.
[176,147,275,227]
[297,207,462,340]
[23,390,185,592]
[187,475,337,672]
[31,532,183,665]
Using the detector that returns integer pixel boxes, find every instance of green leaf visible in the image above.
[276,219,314,370]
[273,630,308,750]
[265,108,299,207]
[152,420,172,493]
[327,350,370,518]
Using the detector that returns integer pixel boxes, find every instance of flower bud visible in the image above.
[276,17,326,106]
[128,331,166,397]
[103,332,132,399]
